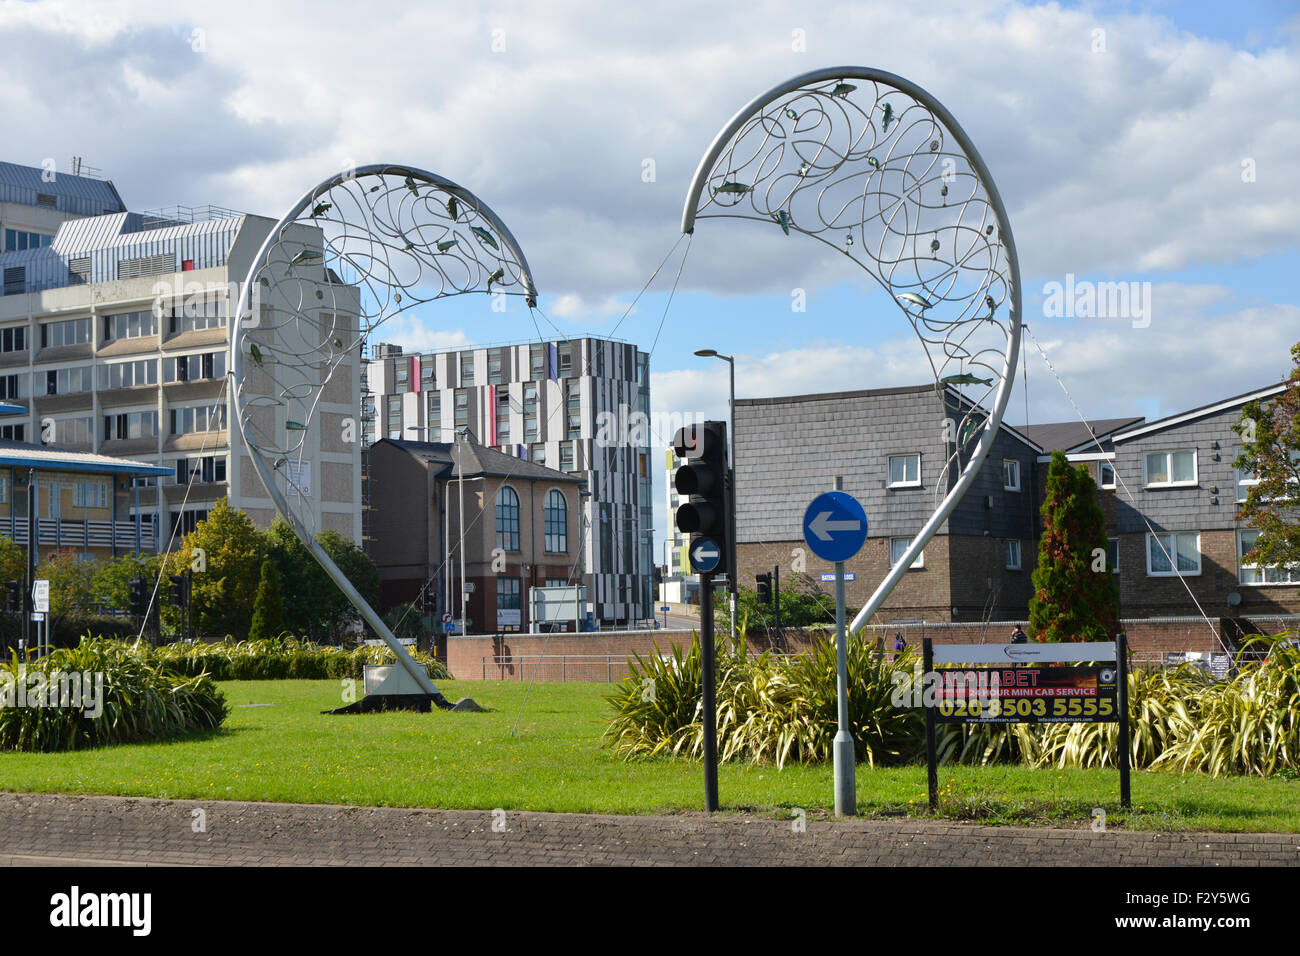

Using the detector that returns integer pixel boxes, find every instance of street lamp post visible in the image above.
[694,349,736,646]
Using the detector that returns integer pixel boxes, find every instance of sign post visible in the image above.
[802,479,868,817]
[921,638,1129,813]
[33,578,49,657]
[688,535,722,812]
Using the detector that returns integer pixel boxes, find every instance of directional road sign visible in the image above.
[820,572,856,582]
[32,579,49,614]
[689,536,723,574]
[803,491,868,562]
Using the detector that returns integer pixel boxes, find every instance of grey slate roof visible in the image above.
[379,438,582,483]
[1022,417,1144,453]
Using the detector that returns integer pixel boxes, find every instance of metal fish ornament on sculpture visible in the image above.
[231,164,538,708]
[680,68,1022,636]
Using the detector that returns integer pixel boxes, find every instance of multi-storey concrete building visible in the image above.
[0,160,362,546]
[364,337,652,624]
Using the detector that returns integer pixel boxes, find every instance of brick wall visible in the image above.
[441,615,1298,682]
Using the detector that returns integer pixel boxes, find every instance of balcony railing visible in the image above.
[4,517,157,552]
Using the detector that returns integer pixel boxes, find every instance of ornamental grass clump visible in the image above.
[0,637,228,753]
[151,636,450,681]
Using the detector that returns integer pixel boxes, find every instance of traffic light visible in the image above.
[5,580,19,614]
[673,420,729,577]
[169,574,187,605]
[755,572,772,605]
[129,576,148,617]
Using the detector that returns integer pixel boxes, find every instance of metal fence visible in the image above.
[479,654,637,683]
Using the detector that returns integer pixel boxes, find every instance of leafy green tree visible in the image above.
[0,535,25,590]
[37,549,96,619]
[1029,451,1119,642]
[383,601,430,650]
[249,559,285,640]
[714,575,840,633]
[91,552,161,615]
[167,500,266,638]
[1234,343,1300,572]
[266,517,380,640]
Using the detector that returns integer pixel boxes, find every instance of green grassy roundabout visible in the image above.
[1,679,1297,832]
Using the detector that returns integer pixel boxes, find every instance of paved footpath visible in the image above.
[0,793,1296,866]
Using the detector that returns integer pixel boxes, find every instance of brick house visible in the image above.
[366,438,585,639]
[734,385,1041,623]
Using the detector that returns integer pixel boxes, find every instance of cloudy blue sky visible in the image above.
[3,0,1298,555]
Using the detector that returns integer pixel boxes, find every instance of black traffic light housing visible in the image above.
[169,574,187,606]
[5,580,19,614]
[673,420,729,577]
[129,576,148,617]
[755,572,772,605]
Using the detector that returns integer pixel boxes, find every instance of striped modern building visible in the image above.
[364,337,654,625]
[0,159,362,547]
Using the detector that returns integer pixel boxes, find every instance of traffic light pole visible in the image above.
[700,570,719,812]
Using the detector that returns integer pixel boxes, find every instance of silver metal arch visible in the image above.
[679,67,1022,636]
[231,163,539,697]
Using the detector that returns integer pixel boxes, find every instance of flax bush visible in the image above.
[150,636,450,682]
[0,637,228,752]
[606,632,1300,777]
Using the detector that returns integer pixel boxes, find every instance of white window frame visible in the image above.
[1237,529,1300,585]
[1099,461,1116,489]
[1143,449,1197,488]
[889,536,924,570]
[1145,531,1201,577]
[887,453,922,489]
[1004,539,1021,570]
[1002,459,1021,492]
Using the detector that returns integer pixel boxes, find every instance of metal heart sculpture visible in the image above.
[679,67,1022,634]
[231,164,538,700]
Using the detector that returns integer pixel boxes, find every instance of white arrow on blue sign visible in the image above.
[802,491,868,562]
[689,537,723,573]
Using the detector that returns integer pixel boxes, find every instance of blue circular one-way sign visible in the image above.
[689,536,723,573]
[802,491,868,563]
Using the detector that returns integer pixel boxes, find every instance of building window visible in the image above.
[1235,467,1260,503]
[386,396,402,440]
[167,299,227,333]
[172,509,209,536]
[497,578,521,625]
[460,351,475,386]
[530,442,546,465]
[1002,459,1020,492]
[887,453,921,488]
[420,357,435,390]
[72,481,109,509]
[558,342,574,378]
[45,417,94,446]
[488,348,505,385]
[1238,530,1299,585]
[0,374,22,399]
[560,441,575,473]
[169,404,226,435]
[4,229,53,252]
[0,327,27,353]
[394,362,409,392]
[565,380,581,437]
[162,352,224,383]
[1143,450,1197,487]
[1147,531,1200,576]
[530,345,546,379]
[425,392,441,442]
[495,486,521,552]
[889,537,924,569]
[544,489,568,553]
[100,358,158,390]
[40,318,92,349]
[454,389,468,427]
[1005,540,1021,570]
[104,410,159,441]
[0,424,25,441]
[174,455,227,485]
[46,366,93,396]
[496,389,511,444]
[1099,461,1116,489]
[524,383,539,441]
[104,309,158,341]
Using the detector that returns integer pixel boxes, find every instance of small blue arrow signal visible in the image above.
[802,491,868,563]
[689,537,722,573]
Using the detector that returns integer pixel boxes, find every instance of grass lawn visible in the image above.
[2,679,1297,832]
